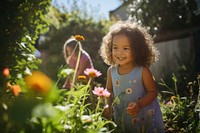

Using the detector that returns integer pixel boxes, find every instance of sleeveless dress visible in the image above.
[110,66,165,133]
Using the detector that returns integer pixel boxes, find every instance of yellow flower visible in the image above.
[171,96,176,100]
[74,35,85,41]
[25,71,52,94]
[78,75,87,81]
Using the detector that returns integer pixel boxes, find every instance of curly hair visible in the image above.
[99,21,159,67]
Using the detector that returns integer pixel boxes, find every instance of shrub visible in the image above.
[160,74,200,133]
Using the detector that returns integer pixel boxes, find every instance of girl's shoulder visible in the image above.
[141,66,151,73]
[81,51,91,60]
[108,65,117,71]
[107,65,116,75]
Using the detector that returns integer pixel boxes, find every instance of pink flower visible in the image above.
[92,87,110,97]
[166,100,172,105]
[84,68,102,78]
[102,89,111,97]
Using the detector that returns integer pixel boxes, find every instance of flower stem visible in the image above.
[72,42,81,86]
[80,78,91,115]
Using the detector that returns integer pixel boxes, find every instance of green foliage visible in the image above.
[126,0,200,35]
[160,74,200,132]
[0,0,51,85]
[0,67,116,133]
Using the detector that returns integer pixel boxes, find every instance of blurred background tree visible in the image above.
[0,0,51,85]
[125,0,200,35]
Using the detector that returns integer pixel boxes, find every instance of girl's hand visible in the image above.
[126,101,140,116]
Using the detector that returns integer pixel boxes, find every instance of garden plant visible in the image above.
[159,74,200,133]
[0,35,116,133]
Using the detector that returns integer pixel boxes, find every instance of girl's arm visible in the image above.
[127,67,157,116]
[103,67,113,119]
[139,67,157,108]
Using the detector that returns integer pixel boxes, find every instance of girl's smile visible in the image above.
[112,34,134,66]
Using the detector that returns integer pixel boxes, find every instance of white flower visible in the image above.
[63,68,74,75]
[55,104,74,111]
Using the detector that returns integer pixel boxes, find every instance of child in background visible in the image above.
[99,21,164,132]
[63,37,93,89]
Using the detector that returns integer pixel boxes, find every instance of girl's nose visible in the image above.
[117,49,123,55]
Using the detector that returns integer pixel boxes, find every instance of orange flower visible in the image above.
[74,35,85,41]
[25,71,52,94]
[3,67,9,77]
[11,85,21,96]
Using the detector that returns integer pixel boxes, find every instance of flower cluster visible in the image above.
[3,68,21,96]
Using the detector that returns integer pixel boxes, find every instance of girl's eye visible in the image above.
[124,47,130,50]
[113,46,117,50]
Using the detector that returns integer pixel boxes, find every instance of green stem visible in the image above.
[72,42,81,86]
[55,76,61,88]
[95,97,101,118]
[80,78,91,115]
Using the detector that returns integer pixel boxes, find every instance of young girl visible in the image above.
[63,37,93,89]
[99,21,164,132]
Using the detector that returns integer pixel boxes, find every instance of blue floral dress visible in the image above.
[110,66,165,133]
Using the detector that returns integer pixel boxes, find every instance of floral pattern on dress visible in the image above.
[126,88,132,94]
[148,109,155,117]
[115,79,120,86]
[132,117,139,125]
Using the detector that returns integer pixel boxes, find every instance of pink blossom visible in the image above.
[92,87,110,97]
[102,89,111,97]
[84,68,102,78]
[166,100,172,105]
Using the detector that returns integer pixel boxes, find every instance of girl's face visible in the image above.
[112,34,134,66]
[66,46,74,56]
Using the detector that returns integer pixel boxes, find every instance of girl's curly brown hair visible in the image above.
[99,21,159,67]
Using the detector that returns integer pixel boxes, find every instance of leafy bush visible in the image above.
[0,0,51,85]
[0,67,116,133]
[160,74,200,133]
